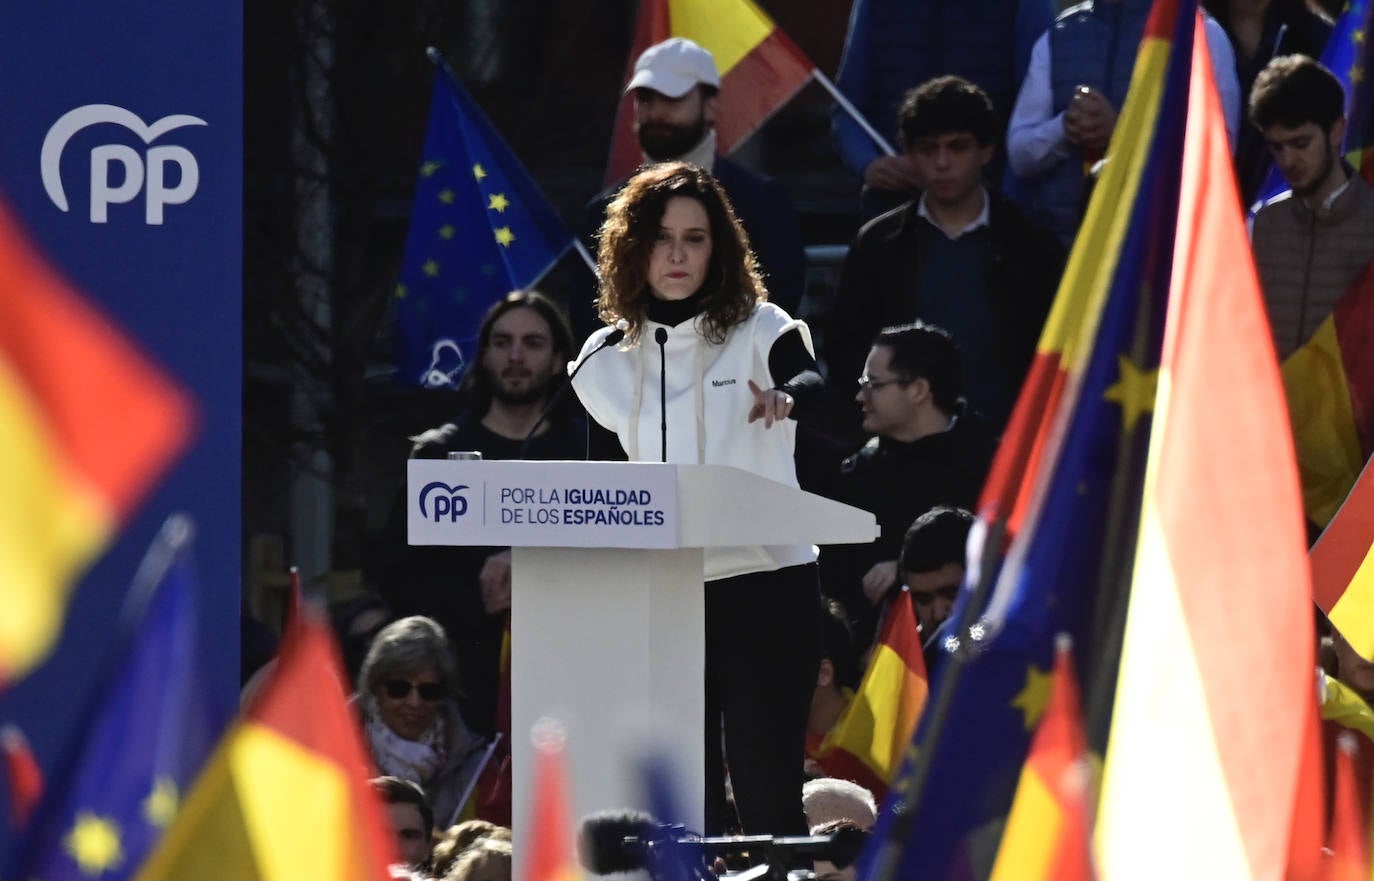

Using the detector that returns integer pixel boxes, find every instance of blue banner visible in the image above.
[0,0,241,826]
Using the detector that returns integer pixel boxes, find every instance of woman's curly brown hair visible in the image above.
[595,161,766,344]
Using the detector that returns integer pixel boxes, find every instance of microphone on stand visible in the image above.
[655,327,668,463]
[519,324,625,458]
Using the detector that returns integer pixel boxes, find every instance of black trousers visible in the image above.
[703,562,822,836]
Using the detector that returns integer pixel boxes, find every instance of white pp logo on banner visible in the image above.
[40,104,207,225]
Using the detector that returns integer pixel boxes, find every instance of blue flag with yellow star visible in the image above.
[1253,0,1374,209]
[858,1,1196,878]
[394,58,576,389]
[7,515,228,881]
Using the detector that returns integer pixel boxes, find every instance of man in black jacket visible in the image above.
[819,323,997,653]
[386,290,584,737]
[826,76,1064,436]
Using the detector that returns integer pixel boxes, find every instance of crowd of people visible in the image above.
[240,0,1374,873]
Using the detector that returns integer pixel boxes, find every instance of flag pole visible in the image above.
[812,71,898,157]
[866,515,1008,881]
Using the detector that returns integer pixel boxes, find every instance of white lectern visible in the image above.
[408,459,877,874]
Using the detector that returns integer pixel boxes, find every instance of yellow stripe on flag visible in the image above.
[667,0,774,74]
[819,642,926,781]
[1281,316,1363,527]
[0,356,109,677]
[1035,35,1173,370]
[1330,540,1374,658]
[991,770,1063,880]
[139,724,363,881]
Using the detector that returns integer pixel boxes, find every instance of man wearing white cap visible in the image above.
[593,37,806,317]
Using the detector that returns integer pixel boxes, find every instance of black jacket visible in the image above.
[817,403,998,649]
[825,191,1064,430]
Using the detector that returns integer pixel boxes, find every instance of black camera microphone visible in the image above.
[578,810,868,880]
[654,326,669,462]
[519,325,625,458]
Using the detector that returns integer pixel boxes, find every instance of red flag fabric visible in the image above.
[523,720,578,881]
[1,725,44,828]
[1324,732,1370,881]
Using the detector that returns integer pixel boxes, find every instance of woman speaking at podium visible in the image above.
[570,161,823,837]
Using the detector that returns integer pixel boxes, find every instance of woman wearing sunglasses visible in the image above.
[357,616,489,827]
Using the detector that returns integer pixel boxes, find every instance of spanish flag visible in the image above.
[854,0,1192,874]
[0,196,191,688]
[990,635,1094,881]
[1096,13,1321,877]
[816,588,928,800]
[1312,455,1374,661]
[1281,257,1374,529]
[136,606,397,880]
[604,0,813,184]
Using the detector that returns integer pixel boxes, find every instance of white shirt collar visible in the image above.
[1318,173,1353,212]
[917,187,991,240]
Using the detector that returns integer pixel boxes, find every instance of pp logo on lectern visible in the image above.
[41,104,208,225]
[419,482,471,522]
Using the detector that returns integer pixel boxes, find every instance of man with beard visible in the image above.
[586,38,805,318]
[1250,55,1374,358]
[388,290,584,739]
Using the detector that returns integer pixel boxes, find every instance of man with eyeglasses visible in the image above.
[817,322,996,652]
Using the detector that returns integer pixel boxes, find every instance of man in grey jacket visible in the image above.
[1250,55,1374,358]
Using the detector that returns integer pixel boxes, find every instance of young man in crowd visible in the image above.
[826,77,1063,436]
[386,290,583,739]
[819,323,996,652]
[1249,54,1374,358]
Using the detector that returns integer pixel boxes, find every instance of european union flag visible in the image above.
[394,53,576,389]
[7,515,228,881]
[1253,0,1374,208]
[859,2,1195,877]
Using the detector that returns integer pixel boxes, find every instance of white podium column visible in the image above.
[510,546,706,872]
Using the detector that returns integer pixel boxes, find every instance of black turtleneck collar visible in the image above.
[644,289,708,327]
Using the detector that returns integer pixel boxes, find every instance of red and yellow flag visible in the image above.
[137,607,397,880]
[991,635,1094,881]
[604,0,814,184]
[816,588,928,801]
[1097,14,1321,877]
[0,197,192,687]
[1282,257,1374,528]
[523,721,580,881]
[1312,456,1374,661]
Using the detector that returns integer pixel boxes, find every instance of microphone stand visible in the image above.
[655,327,668,462]
[519,327,624,459]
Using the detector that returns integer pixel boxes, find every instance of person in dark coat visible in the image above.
[384,290,584,739]
[826,77,1064,437]
[818,322,997,652]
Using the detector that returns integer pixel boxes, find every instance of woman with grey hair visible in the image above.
[357,616,488,825]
